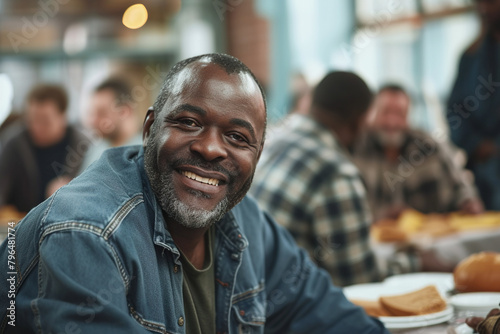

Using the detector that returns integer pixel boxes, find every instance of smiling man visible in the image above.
[0,54,388,334]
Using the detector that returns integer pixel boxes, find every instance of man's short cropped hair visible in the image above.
[95,78,134,106]
[152,53,267,119]
[27,84,68,114]
[312,71,373,121]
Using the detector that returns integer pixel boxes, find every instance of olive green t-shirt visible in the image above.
[179,227,216,334]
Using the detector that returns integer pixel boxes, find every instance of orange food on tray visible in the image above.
[371,224,408,243]
[371,209,500,243]
[351,285,447,317]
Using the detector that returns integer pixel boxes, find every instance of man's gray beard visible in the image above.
[144,143,229,229]
[155,172,229,229]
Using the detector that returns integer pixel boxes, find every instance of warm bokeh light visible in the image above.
[122,4,148,30]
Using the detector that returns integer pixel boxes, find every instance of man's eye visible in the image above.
[179,119,197,127]
[229,133,247,143]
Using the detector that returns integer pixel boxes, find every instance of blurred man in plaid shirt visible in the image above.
[251,72,432,287]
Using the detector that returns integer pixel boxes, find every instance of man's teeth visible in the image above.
[182,171,220,186]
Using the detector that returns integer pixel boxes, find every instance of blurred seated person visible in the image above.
[0,84,90,213]
[251,73,450,286]
[79,78,142,173]
[352,84,484,221]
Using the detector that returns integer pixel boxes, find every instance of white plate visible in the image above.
[449,292,500,314]
[343,280,453,330]
[383,273,454,295]
[381,306,454,329]
[380,306,453,323]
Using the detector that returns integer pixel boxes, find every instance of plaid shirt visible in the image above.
[352,129,479,221]
[251,115,396,287]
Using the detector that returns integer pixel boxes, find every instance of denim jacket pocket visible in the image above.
[231,286,266,334]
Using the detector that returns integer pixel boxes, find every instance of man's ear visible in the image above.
[142,107,155,146]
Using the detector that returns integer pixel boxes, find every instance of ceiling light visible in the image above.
[122,4,148,30]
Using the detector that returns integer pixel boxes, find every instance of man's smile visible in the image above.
[174,166,229,195]
[181,170,220,186]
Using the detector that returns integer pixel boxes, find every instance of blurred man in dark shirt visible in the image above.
[0,84,89,213]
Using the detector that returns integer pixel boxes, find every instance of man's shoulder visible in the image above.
[38,146,146,229]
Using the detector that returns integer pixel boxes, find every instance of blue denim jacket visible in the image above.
[0,146,387,334]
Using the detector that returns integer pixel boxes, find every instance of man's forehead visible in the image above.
[170,60,258,95]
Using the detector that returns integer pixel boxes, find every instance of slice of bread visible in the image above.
[379,285,447,316]
[350,299,393,317]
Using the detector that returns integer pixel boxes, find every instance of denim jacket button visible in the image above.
[231,253,240,261]
[178,316,184,326]
[173,265,179,273]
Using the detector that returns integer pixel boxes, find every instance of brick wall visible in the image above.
[225,0,270,87]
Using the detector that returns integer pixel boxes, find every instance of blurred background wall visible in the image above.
[0,0,479,135]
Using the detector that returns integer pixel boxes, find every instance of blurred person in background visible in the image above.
[79,77,142,173]
[251,72,447,287]
[0,84,89,213]
[447,0,500,210]
[353,84,483,221]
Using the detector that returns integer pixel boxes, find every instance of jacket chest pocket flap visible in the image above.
[231,286,266,334]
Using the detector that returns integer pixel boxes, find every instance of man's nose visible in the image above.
[190,129,228,161]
